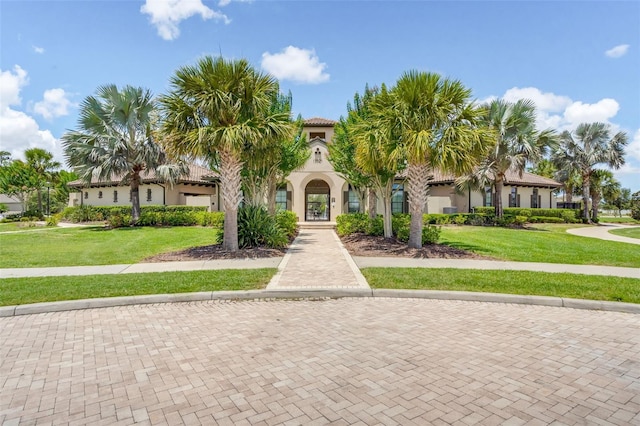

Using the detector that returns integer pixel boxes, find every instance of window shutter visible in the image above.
[403,191,409,214]
[286,191,292,211]
[517,194,521,207]
[538,195,542,209]
[343,191,349,213]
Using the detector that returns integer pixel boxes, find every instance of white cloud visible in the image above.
[261,46,330,84]
[563,98,619,126]
[503,87,571,113]
[141,0,230,41]
[0,66,60,161]
[605,44,629,58]
[32,45,45,54]
[626,129,640,163]
[0,65,28,109]
[33,88,72,120]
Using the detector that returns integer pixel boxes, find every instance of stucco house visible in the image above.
[68,164,219,211]
[68,117,560,220]
[281,118,561,222]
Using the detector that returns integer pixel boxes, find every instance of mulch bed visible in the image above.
[143,245,286,263]
[340,233,491,259]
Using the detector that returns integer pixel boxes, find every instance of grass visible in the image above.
[609,227,640,240]
[0,226,221,268]
[0,269,275,306]
[439,224,640,268]
[0,222,47,232]
[362,268,640,304]
[599,216,639,224]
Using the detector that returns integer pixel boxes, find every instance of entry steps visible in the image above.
[297,221,336,230]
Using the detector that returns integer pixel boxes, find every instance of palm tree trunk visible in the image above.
[592,194,600,222]
[581,172,591,223]
[376,179,393,238]
[220,149,243,251]
[131,173,141,223]
[266,176,277,216]
[495,177,504,218]
[407,162,429,249]
[367,188,377,219]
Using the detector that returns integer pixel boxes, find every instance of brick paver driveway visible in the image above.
[2,298,639,425]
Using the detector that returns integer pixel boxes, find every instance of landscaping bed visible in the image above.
[341,233,491,259]
[143,244,286,262]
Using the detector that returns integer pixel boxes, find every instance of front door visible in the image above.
[305,179,330,221]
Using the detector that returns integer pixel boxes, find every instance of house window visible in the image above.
[348,185,360,213]
[84,191,88,200]
[391,183,406,214]
[314,148,322,163]
[310,132,325,139]
[113,190,118,203]
[509,187,519,207]
[98,191,103,199]
[275,186,287,211]
[147,188,152,202]
[531,188,540,209]
[483,186,493,207]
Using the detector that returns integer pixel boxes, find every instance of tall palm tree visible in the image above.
[62,84,185,223]
[24,148,60,214]
[469,99,556,218]
[160,56,292,251]
[553,122,627,223]
[384,71,489,248]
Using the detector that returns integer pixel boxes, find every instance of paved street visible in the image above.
[2,298,639,425]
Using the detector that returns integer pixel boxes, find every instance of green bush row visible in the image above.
[473,206,580,220]
[337,213,441,245]
[61,205,219,227]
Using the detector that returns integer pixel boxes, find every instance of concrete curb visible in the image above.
[2,288,638,317]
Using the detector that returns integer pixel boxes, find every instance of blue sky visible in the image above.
[1,0,639,190]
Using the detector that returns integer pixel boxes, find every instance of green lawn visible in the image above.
[0,222,48,232]
[0,226,221,268]
[609,227,640,240]
[439,224,640,268]
[0,269,275,306]
[363,268,640,304]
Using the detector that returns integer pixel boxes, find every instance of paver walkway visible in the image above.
[267,228,369,290]
[2,298,639,425]
[567,223,640,245]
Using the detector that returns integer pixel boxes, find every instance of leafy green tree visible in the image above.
[0,151,11,166]
[329,85,379,217]
[0,160,37,212]
[553,123,628,223]
[528,158,556,179]
[24,148,60,214]
[607,187,631,217]
[160,56,292,251]
[631,191,640,221]
[352,84,405,238]
[385,71,489,248]
[467,99,556,219]
[62,84,185,223]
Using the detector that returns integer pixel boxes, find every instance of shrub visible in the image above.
[276,210,298,238]
[0,203,7,213]
[196,211,225,228]
[336,213,368,236]
[423,213,451,225]
[529,216,564,223]
[517,209,532,218]
[452,214,467,226]
[392,214,411,242]
[513,216,528,226]
[107,213,131,228]
[422,225,441,244]
[46,214,60,227]
[366,215,384,236]
[561,210,577,223]
[472,206,495,215]
[238,205,287,248]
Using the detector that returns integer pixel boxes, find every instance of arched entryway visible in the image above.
[305,179,330,221]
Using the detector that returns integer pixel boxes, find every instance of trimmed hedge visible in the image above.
[61,205,223,228]
[337,213,441,244]
[473,206,580,220]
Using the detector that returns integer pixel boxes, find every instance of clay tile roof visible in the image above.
[68,163,218,188]
[304,117,337,126]
[400,168,561,188]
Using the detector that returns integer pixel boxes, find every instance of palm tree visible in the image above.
[160,56,292,251]
[588,170,620,222]
[62,84,185,223]
[553,122,628,223]
[468,99,556,218]
[24,148,60,214]
[385,71,489,248]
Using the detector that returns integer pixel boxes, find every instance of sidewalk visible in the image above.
[567,223,640,245]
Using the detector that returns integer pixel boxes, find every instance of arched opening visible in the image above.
[305,179,330,221]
